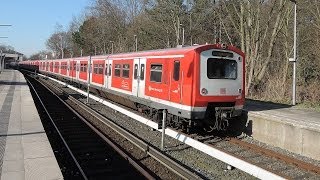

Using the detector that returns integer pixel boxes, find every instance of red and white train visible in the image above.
[19,44,245,132]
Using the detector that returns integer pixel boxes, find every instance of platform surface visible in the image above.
[0,69,63,180]
[245,99,320,160]
[245,100,320,131]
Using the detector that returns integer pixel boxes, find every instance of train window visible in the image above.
[84,64,87,72]
[173,61,180,81]
[150,64,162,83]
[122,64,130,78]
[99,64,104,74]
[105,64,108,75]
[134,64,138,79]
[93,64,98,74]
[114,64,121,77]
[141,64,145,80]
[108,64,111,76]
[207,58,237,79]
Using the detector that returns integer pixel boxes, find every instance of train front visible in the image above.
[194,44,245,131]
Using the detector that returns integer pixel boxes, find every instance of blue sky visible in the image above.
[0,0,91,57]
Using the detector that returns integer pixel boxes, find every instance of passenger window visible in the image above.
[105,64,108,75]
[114,64,121,77]
[108,64,111,76]
[173,61,180,81]
[94,64,98,74]
[99,64,104,74]
[122,64,130,78]
[150,64,162,82]
[140,64,145,80]
[134,64,138,79]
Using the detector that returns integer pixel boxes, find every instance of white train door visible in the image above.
[104,59,113,89]
[76,60,80,81]
[132,58,146,97]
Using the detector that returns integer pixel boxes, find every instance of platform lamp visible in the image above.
[289,0,297,105]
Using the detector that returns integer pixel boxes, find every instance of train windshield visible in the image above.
[207,58,237,79]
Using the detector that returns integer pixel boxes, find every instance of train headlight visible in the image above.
[201,88,208,95]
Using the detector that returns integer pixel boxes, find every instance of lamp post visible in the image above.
[180,24,185,46]
[290,0,297,105]
[134,35,137,52]
[110,41,114,54]
[59,35,64,59]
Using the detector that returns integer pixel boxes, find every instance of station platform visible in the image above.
[0,69,63,180]
[245,99,320,161]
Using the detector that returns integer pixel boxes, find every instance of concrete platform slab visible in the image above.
[1,171,24,180]
[25,157,63,180]
[245,99,320,161]
[0,69,63,180]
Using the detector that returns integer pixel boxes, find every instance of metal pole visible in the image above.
[86,56,91,104]
[0,50,2,74]
[110,41,114,54]
[182,27,185,46]
[60,35,64,59]
[80,49,83,57]
[161,109,167,150]
[292,2,297,105]
[134,35,137,52]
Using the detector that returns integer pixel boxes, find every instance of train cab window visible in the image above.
[207,58,237,79]
[150,64,162,83]
[122,64,130,78]
[134,64,138,79]
[114,64,121,77]
[108,64,111,76]
[173,61,180,81]
[140,64,145,80]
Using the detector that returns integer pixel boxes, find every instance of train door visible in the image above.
[76,60,80,81]
[67,60,70,77]
[169,60,182,104]
[104,59,113,89]
[132,58,146,97]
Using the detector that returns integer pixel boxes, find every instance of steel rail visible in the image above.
[35,74,202,180]
[34,71,286,179]
[25,76,89,180]
[67,93,201,180]
[34,74,156,180]
[228,138,320,174]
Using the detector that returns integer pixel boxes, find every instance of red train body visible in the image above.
[20,44,245,131]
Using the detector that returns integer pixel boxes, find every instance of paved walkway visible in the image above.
[0,69,63,180]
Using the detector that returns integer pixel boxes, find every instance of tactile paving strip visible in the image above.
[0,74,16,176]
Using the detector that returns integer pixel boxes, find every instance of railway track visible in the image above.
[25,74,148,179]
[24,71,202,180]
[28,71,320,179]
